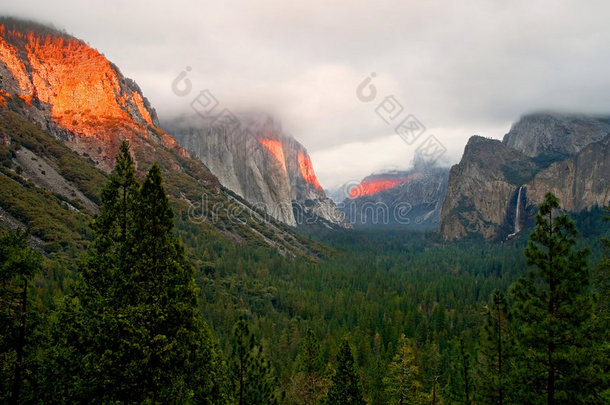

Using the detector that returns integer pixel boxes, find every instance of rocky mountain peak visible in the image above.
[441,113,610,241]
[163,112,349,229]
[0,18,186,171]
[502,112,610,161]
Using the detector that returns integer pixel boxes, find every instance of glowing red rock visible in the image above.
[297,152,322,190]
[0,24,182,155]
[258,138,287,171]
[0,27,33,95]
[132,91,154,127]
[349,173,421,198]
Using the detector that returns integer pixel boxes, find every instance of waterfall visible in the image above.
[507,186,523,239]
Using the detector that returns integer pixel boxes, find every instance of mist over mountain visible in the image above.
[0,12,609,405]
[440,113,610,240]
[0,17,327,257]
[163,112,350,230]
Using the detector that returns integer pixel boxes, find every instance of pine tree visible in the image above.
[324,339,365,405]
[369,332,387,405]
[419,339,442,403]
[289,328,327,405]
[230,316,277,405]
[510,192,599,404]
[444,336,473,405]
[595,206,610,317]
[0,230,41,403]
[476,290,514,405]
[594,206,610,402]
[47,142,224,403]
[128,162,224,402]
[383,334,427,405]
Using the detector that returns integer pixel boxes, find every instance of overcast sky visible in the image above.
[5,1,610,188]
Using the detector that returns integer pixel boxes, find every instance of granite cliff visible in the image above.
[334,164,449,229]
[0,18,327,257]
[164,113,349,229]
[440,113,610,240]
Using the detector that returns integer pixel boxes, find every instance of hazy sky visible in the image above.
[5,1,610,188]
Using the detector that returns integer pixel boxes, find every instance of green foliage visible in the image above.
[1,108,608,404]
[324,339,365,405]
[0,111,107,204]
[475,290,515,405]
[444,336,474,405]
[501,162,538,185]
[230,316,278,405]
[45,142,224,403]
[594,206,610,402]
[510,192,601,404]
[286,328,327,405]
[383,334,428,405]
[595,206,610,315]
[0,230,42,404]
[0,169,91,253]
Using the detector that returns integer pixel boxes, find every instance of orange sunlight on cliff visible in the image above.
[297,152,323,190]
[0,25,156,141]
[258,138,287,171]
[349,173,422,198]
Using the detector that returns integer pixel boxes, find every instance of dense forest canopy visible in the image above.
[1,142,608,404]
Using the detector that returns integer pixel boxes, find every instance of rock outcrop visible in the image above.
[439,136,539,240]
[525,134,610,212]
[0,18,328,258]
[503,113,610,161]
[335,165,449,229]
[440,113,610,240]
[164,113,349,229]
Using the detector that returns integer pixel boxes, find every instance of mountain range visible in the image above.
[328,158,450,229]
[163,113,349,230]
[0,17,608,249]
[440,113,610,240]
[0,17,329,258]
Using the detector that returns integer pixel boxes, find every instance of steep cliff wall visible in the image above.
[164,114,349,229]
[440,136,539,240]
[338,168,449,228]
[441,113,610,240]
[0,18,186,171]
[0,18,328,257]
[503,113,610,161]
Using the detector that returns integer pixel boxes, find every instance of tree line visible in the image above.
[1,141,608,403]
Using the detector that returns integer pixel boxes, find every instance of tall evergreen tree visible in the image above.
[476,290,514,405]
[47,142,224,403]
[510,192,599,404]
[0,230,41,404]
[383,334,427,405]
[594,206,610,402]
[369,332,387,405]
[444,336,473,405]
[128,162,224,402]
[595,206,610,317]
[324,339,365,405]
[230,316,277,405]
[289,328,327,405]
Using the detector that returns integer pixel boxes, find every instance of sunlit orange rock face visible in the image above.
[349,173,421,198]
[0,24,184,167]
[258,138,287,172]
[257,138,323,189]
[297,152,322,190]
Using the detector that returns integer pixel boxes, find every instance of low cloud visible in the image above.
[4,0,610,186]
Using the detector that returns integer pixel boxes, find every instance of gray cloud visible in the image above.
[4,0,610,187]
